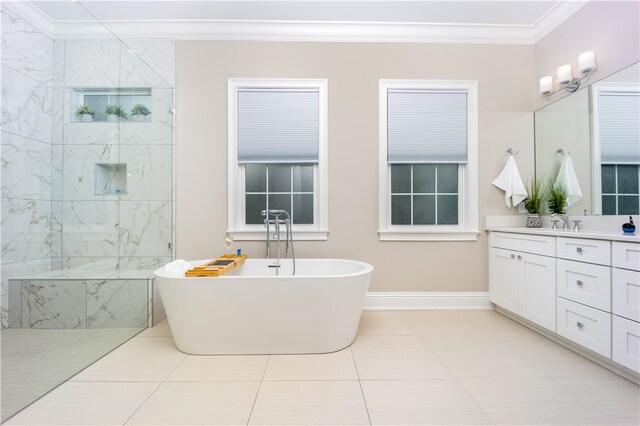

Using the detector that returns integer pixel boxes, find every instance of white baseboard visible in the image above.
[364,291,492,310]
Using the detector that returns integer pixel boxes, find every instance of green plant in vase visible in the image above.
[547,181,568,215]
[105,105,128,121]
[130,104,151,122]
[75,105,96,122]
[523,178,544,228]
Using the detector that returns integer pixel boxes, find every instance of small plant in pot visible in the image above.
[130,104,151,122]
[523,178,544,228]
[547,181,568,215]
[105,105,127,122]
[75,105,96,122]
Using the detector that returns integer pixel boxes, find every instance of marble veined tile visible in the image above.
[87,279,148,328]
[1,7,53,85]
[61,257,119,271]
[121,144,172,201]
[21,280,86,329]
[119,201,172,257]
[119,42,171,89]
[64,40,119,87]
[1,65,52,143]
[1,132,52,200]
[62,200,119,257]
[121,39,176,87]
[50,200,62,258]
[63,123,119,145]
[51,144,62,200]
[118,256,171,270]
[50,87,65,146]
[62,144,119,201]
[1,198,51,264]
[1,259,52,329]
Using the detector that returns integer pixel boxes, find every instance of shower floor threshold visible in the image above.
[10,269,155,281]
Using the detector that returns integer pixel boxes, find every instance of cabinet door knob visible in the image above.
[576,247,583,253]
[577,322,584,328]
[517,255,522,260]
[577,280,584,287]
[510,254,515,259]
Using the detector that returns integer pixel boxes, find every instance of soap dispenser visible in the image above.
[622,216,636,234]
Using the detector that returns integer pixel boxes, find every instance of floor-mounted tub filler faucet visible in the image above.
[261,209,296,275]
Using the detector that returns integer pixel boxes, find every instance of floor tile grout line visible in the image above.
[245,354,271,426]
[349,346,373,426]
[122,342,189,425]
[416,333,497,426]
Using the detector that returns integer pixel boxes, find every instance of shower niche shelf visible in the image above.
[96,163,127,195]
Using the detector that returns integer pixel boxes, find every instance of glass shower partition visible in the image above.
[1,1,173,421]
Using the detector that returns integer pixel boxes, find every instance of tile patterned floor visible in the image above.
[4,310,640,425]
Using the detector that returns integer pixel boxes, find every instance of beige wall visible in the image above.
[534,1,640,110]
[176,41,534,292]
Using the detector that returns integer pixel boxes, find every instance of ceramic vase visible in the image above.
[526,214,542,228]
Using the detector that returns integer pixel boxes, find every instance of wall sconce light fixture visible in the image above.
[539,50,597,96]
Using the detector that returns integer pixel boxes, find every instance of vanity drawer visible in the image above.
[612,268,640,322]
[557,259,611,312]
[612,242,640,271]
[556,237,611,266]
[557,297,611,358]
[490,232,555,257]
[612,315,640,373]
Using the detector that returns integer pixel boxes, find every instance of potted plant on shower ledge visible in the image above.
[75,105,96,122]
[523,178,544,228]
[105,105,128,122]
[130,104,151,122]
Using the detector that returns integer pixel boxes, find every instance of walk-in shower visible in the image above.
[1,2,174,421]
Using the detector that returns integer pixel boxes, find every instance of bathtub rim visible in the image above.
[154,258,373,280]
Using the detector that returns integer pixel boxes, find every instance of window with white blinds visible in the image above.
[598,91,640,164]
[378,80,478,241]
[237,89,319,163]
[228,79,328,240]
[387,90,468,164]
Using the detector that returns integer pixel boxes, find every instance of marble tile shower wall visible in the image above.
[52,39,174,272]
[1,5,175,328]
[1,6,55,328]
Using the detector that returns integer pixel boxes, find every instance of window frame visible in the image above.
[378,79,479,241]
[591,82,640,215]
[227,78,328,241]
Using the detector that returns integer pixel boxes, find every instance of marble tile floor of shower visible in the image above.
[4,310,639,425]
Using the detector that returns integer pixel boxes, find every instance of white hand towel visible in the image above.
[555,155,582,206]
[492,156,528,208]
[164,259,192,277]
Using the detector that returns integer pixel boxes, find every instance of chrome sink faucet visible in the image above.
[551,213,570,230]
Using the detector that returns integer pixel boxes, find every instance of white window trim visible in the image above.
[227,78,329,241]
[590,82,640,215]
[378,79,479,241]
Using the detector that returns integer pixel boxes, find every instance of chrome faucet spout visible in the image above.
[262,210,296,275]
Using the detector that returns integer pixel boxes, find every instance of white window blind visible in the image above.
[599,91,640,164]
[387,90,468,163]
[237,89,319,163]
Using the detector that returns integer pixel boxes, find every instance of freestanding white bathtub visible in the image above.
[154,258,373,355]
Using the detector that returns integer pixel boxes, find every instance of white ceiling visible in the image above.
[12,0,589,44]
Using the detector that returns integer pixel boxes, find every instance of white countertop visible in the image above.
[486,226,640,243]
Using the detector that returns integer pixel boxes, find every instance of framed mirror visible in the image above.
[534,62,640,215]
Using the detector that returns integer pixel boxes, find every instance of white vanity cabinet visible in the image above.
[489,229,640,377]
[611,241,640,373]
[489,233,556,331]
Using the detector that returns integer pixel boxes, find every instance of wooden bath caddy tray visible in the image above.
[185,254,247,277]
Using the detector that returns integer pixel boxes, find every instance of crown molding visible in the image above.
[531,0,589,44]
[6,0,587,45]
[53,20,538,44]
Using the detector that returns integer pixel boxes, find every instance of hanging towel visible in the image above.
[164,259,192,277]
[492,156,528,208]
[555,155,582,206]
